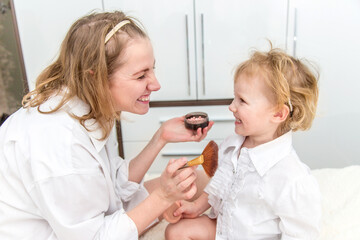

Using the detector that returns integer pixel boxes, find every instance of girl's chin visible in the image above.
[235,126,245,135]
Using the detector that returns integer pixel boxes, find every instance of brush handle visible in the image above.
[178,155,204,170]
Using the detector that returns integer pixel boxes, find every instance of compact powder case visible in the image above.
[184,112,209,130]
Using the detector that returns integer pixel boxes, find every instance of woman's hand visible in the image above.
[156,158,198,204]
[157,116,214,144]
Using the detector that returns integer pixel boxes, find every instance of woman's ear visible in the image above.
[272,104,290,123]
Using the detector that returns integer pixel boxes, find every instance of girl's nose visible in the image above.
[229,99,236,112]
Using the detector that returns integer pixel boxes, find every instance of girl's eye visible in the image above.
[239,98,245,103]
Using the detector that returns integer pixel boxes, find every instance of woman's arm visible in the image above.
[127,158,198,235]
[128,116,213,183]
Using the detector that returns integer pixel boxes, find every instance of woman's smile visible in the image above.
[137,94,150,103]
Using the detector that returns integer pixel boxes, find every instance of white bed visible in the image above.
[140,165,360,240]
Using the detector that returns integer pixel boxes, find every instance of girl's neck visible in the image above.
[241,132,279,149]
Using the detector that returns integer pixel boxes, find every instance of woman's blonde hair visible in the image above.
[234,46,319,135]
[22,11,147,140]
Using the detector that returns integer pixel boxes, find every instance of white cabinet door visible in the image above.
[287,0,360,168]
[104,0,197,101]
[104,0,288,101]
[13,0,103,91]
[195,0,288,100]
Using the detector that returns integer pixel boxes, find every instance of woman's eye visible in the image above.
[138,74,146,80]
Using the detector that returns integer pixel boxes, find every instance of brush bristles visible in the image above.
[201,140,218,177]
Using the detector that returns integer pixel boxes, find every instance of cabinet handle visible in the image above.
[293,8,298,57]
[201,13,206,95]
[211,117,234,122]
[161,152,201,157]
[185,14,191,95]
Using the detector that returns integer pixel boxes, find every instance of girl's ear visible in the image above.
[272,104,290,123]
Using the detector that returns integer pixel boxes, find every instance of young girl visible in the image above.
[165,47,322,240]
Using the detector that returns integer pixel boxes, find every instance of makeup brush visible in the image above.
[163,141,219,223]
[179,140,218,177]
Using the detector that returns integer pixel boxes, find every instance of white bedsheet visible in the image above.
[141,165,360,240]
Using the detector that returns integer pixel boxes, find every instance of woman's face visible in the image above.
[109,37,160,114]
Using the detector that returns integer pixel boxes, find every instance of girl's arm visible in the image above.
[173,192,211,219]
[128,116,213,183]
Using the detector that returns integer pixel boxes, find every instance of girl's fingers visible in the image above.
[173,205,185,217]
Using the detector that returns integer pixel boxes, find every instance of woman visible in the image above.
[0,11,212,239]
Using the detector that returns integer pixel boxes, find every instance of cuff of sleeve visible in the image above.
[100,209,138,240]
[205,185,222,218]
[115,157,145,202]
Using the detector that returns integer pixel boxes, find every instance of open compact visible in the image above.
[184,112,209,130]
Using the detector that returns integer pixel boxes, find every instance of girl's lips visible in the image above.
[235,118,242,125]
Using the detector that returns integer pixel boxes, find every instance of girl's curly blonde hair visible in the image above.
[234,46,319,135]
[22,11,147,140]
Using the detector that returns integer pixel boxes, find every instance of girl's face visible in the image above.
[229,73,279,144]
[109,37,160,114]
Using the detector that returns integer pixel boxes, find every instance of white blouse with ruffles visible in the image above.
[0,95,149,239]
[204,131,322,240]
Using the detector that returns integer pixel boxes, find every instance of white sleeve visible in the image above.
[273,175,322,240]
[25,124,140,240]
[29,172,138,240]
[113,156,149,211]
[106,131,149,209]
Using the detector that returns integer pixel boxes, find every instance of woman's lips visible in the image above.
[137,95,150,102]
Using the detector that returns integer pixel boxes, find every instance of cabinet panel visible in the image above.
[287,0,360,168]
[13,0,103,91]
[195,0,288,100]
[104,0,197,101]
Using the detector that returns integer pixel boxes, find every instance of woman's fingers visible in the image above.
[191,121,214,142]
[182,182,197,201]
[175,170,197,192]
[165,157,188,177]
[173,165,197,184]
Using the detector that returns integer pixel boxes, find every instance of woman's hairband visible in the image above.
[288,99,293,117]
[104,20,131,44]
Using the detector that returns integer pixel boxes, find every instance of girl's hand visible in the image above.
[173,200,199,219]
[157,116,214,144]
[157,158,198,203]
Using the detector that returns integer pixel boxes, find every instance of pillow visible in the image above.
[312,165,360,240]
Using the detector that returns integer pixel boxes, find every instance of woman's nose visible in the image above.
[148,74,161,92]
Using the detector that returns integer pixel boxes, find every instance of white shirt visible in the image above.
[0,95,149,239]
[204,132,322,240]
